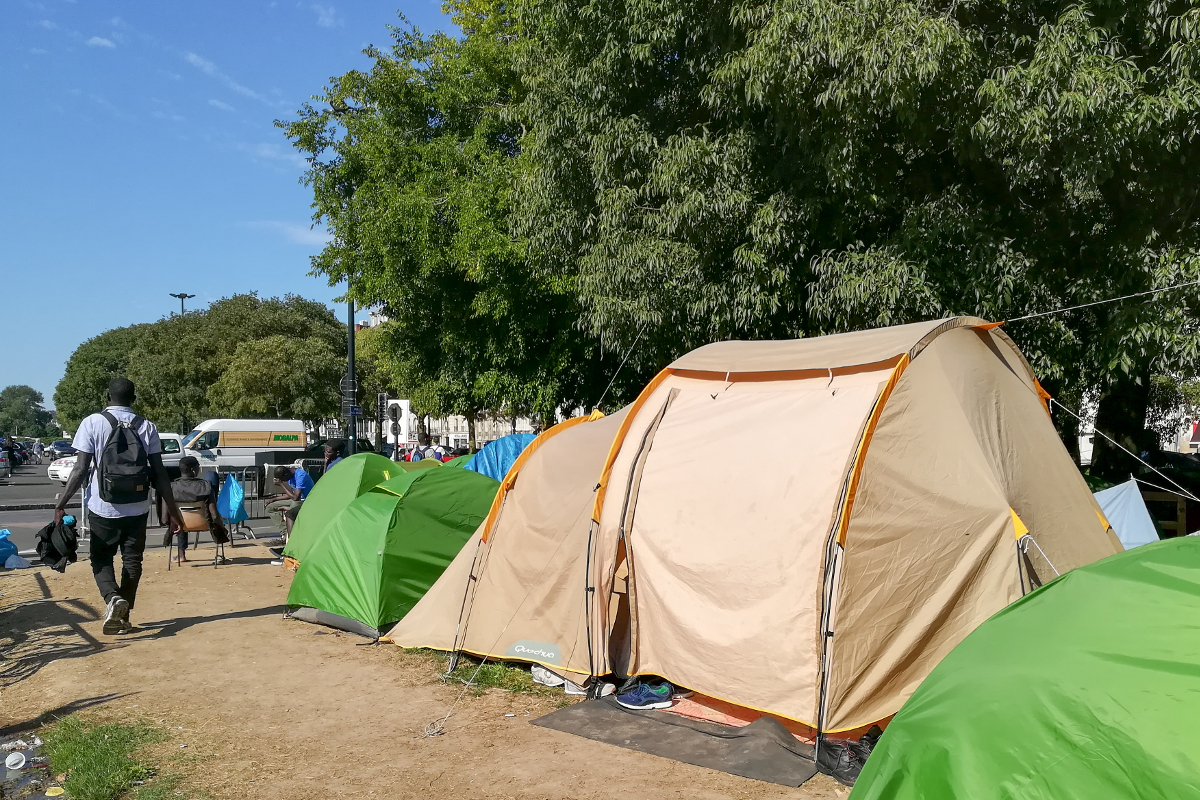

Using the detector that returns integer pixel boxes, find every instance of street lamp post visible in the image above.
[346,297,356,454]
[169,293,195,316]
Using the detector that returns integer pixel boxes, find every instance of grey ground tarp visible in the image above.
[533,697,818,787]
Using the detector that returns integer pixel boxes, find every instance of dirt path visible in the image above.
[0,542,844,799]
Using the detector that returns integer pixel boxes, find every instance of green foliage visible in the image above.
[1147,374,1200,446]
[282,0,635,424]
[208,335,343,425]
[0,385,53,436]
[54,294,344,433]
[515,0,1200,422]
[54,325,148,433]
[42,716,166,800]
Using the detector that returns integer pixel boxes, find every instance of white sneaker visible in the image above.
[102,597,130,635]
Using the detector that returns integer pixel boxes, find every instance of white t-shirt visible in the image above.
[71,406,161,518]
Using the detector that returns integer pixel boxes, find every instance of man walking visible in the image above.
[54,378,183,635]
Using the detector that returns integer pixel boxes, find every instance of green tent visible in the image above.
[285,466,500,636]
[851,538,1200,800]
[285,453,399,564]
[444,454,473,469]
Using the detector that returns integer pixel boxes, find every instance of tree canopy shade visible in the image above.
[54,294,345,432]
[514,0,1200,459]
[280,0,643,425]
[0,386,53,437]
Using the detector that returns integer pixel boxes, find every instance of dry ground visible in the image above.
[0,541,844,800]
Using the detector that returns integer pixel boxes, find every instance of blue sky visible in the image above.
[1,1,452,408]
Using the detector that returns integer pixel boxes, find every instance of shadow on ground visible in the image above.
[0,693,132,737]
[132,606,284,640]
[0,572,117,690]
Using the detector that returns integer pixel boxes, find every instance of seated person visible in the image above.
[170,456,228,564]
[266,464,313,539]
[323,439,345,474]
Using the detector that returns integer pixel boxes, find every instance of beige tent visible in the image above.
[386,317,1121,736]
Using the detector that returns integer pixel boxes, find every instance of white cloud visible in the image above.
[311,4,342,27]
[238,141,306,168]
[242,221,330,246]
[87,36,115,48]
[185,51,215,74]
[184,51,283,106]
[37,19,58,30]
[209,98,235,112]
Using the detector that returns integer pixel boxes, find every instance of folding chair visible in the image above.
[168,505,227,569]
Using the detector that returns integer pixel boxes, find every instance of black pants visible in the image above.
[88,513,149,608]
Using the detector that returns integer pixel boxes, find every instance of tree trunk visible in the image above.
[416,413,428,440]
[1091,362,1156,482]
[1040,378,1080,465]
[467,414,477,453]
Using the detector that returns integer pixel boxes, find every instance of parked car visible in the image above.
[159,432,183,467]
[46,440,76,460]
[47,455,77,485]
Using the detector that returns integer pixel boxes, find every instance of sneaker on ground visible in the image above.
[102,596,130,635]
[615,682,673,710]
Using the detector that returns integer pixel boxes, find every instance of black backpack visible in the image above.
[96,411,151,504]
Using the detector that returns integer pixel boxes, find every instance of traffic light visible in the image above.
[388,403,399,422]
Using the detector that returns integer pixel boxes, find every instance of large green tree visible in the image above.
[55,294,344,433]
[282,0,640,433]
[54,325,150,433]
[207,335,343,426]
[0,385,53,437]
[515,0,1200,469]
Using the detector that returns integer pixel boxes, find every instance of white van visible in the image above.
[181,419,308,469]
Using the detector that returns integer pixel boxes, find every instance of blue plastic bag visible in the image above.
[0,529,17,564]
[217,474,248,524]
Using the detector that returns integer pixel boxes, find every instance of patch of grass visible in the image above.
[445,657,560,697]
[133,773,184,800]
[42,716,166,800]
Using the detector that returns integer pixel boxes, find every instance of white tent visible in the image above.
[1093,480,1160,549]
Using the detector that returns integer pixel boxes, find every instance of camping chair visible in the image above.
[168,504,228,569]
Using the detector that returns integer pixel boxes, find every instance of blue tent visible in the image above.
[1094,480,1160,550]
[464,433,536,482]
